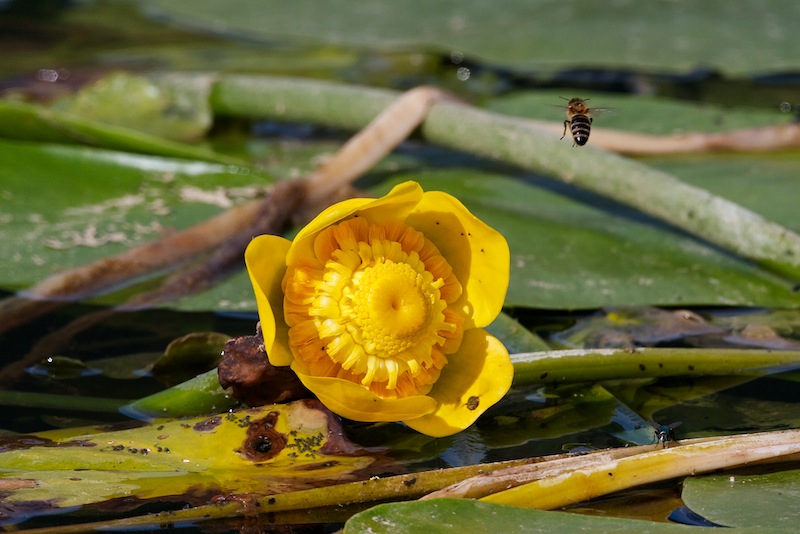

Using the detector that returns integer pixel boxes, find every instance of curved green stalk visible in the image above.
[210,75,800,282]
[510,347,800,386]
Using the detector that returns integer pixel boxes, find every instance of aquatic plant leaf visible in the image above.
[0,401,377,524]
[142,0,800,76]
[550,307,724,349]
[371,172,795,309]
[51,72,213,142]
[655,157,800,238]
[682,469,800,528]
[0,139,266,310]
[344,498,699,534]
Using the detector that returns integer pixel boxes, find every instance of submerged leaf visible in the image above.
[150,331,230,386]
[51,72,213,142]
[551,307,724,349]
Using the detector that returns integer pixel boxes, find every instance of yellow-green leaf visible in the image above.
[0,401,377,523]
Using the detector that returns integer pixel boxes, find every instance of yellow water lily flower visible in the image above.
[245,181,512,437]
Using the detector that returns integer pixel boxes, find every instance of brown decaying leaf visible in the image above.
[218,323,311,405]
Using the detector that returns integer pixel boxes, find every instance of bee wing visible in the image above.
[667,421,683,430]
[586,106,615,116]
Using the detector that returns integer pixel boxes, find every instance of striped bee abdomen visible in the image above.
[569,115,592,146]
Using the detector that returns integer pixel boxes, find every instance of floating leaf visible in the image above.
[682,469,800,528]
[0,401,377,524]
[651,156,800,236]
[0,139,265,308]
[344,498,698,534]
[373,172,795,309]
[0,99,235,163]
[142,0,800,76]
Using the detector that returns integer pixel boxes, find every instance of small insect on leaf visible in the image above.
[650,420,682,448]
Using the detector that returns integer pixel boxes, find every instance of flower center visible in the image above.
[284,218,463,399]
[351,261,435,353]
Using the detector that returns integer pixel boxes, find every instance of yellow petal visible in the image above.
[406,191,509,328]
[403,329,512,437]
[293,368,438,422]
[287,181,424,266]
[244,235,294,367]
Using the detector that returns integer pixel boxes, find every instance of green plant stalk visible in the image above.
[210,75,800,282]
[510,347,800,386]
[116,348,800,423]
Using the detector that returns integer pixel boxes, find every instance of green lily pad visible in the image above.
[344,498,699,534]
[373,171,795,309]
[487,93,800,240]
[647,156,800,236]
[142,0,800,76]
[682,469,800,528]
[1,140,795,311]
[0,139,266,299]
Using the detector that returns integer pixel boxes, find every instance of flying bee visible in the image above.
[650,420,682,448]
[559,97,610,147]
